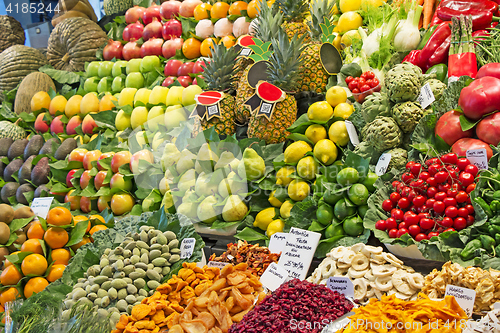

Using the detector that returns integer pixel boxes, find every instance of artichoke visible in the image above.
[391,101,425,133]
[389,62,423,76]
[362,116,402,152]
[353,141,382,164]
[385,148,408,172]
[425,79,447,101]
[361,92,392,123]
[386,72,421,103]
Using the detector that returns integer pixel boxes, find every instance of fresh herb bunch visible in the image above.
[48,303,112,333]
[9,292,61,333]
[475,24,500,65]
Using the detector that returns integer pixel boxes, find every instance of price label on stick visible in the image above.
[375,153,392,176]
[180,238,195,259]
[466,149,488,170]
[326,277,354,298]
[30,197,54,219]
[416,83,435,109]
[207,261,231,269]
[268,232,287,254]
[260,262,290,291]
[445,285,476,317]
[344,120,360,147]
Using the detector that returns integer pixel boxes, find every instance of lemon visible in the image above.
[337,12,363,33]
[340,30,361,48]
[333,33,342,50]
[297,156,319,180]
[334,102,354,119]
[288,179,310,201]
[253,207,278,231]
[267,219,285,236]
[326,86,347,108]
[329,121,349,147]
[305,124,328,144]
[314,139,338,165]
[276,166,296,186]
[340,0,361,13]
[307,101,333,122]
[284,141,312,164]
[268,190,284,208]
[361,0,384,9]
[333,3,340,14]
[280,200,294,219]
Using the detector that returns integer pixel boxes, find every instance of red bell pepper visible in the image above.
[436,0,499,30]
[420,21,452,70]
[477,63,500,79]
[431,11,444,26]
[402,50,422,67]
[458,76,500,120]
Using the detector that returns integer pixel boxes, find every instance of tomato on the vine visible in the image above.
[419,172,431,181]
[457,158,470,170]
[459,172,475,187]
[466,183,476,193]
[433,201,446,214]
[465,164,479,176]
[465,204,475,214]
[434,192,447,202]
[434,171,448,183]
[428,231,440,238]
[457,207,469,217]
[420,218,435,230]
[443,197,457,207]
[453,217,467,230]
[385,218,397,230]
[445,206,458,218]
[408,225,421,237]
[455,191,468,203]
[397,228,409,238]
[426,177,437,187]
[440,217,454,228]
[388,229,398,238]
[441,153,458,165]
[390,192,401,203]
[398,197,411,209]
[413,195,426,207]
[415,233,427,241]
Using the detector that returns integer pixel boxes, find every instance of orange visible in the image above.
[219,35,236,48]
[27,222,45,240]
[228,1,248,15]
[211,2,230,18]
[0,287,19,306]
[73,215,90,233]
[89,225,107,241]
[51,248,71,265]
[247,0,261,18]
[46,207,72,227]
[46,264,66,282]
[70,236,91,252]
[194,3,212,20]
[20,239,43,255]
[44,227,69,249]
[0,304,4,312]
[89,215,106,224]
[24,277,49,298]
[182,38,202,60]
[31,91,51,113]
[4,251,20,268]
[200,38,217,57]
[0,265,22,286]
[21,254,48,276]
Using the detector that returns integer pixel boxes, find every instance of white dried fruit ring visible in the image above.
[336,267,349,276]
[364,269,375,281]
[392,270,413,295]
[365,283,375,299]
[382,252,404,268]
[373,288,383,300]
[351,254,370,271]
[348,267,368,279]
[353,279,368,300]
[402,265,415,273]
[394,291,412,300]
[370,254,386,265]
[320,259,337,278]
[371,264,397,278]
[340,250,356,264]
[329,246,348,260]
[407,273,424,290]
[375,276,393,292]
[361,245,383,257]
[350,243,365,253]
[337,261,351,269]
[319,278,327,285]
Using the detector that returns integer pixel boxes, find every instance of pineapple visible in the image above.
[192,43,237,137]
[247,29,305,144]
[276,0,311,43]
[297,0,336,93]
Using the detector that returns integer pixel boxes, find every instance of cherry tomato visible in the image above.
[428,164,442,175]
[465,164,479,176]
[391,208,404,221]
[410,179,425,190]
[453,217,467,230]
[401,186,412,198]
[410,163,422,176]
[428,231,440,238]
[426,187,438,198]
[443,197,457,207]
[434,192,447,202]
[426,158,439,167]
[397,228,409,238]
[457,207,469,218]
[415,233,428,241]
[401,172,414,184]
[426,198,436,207]
[444,228,456,233]
[416,205,429,213]
[438,183,451,192]
[455,191,468,203]
[351,88,360,94]
[398,197,411,209]
[433,201,446,214]
[418,212,431,219]
[440,217,454,228]
[406,161,416,171]
[466,183,476,193]
[363,71,375,79]
[365,79,373,86]
[459,172,475,187]
[407,189,417,201]
[382,199,394,212]
[348,81,358,91]
[419,172,431,181]
[465,204,475,214]
[360,72,369,80]
[419,218,435,230]
[360,84,372,93]
[457,158,471,170]
[426,177,437,187]
[357,77,366,89]
[369,78,380,88]
[385,217,397,230]
[434,171,448,183]
[441,153,458,165]
[413,195,426,207]
[445,206,458,218]
[388,229,398,238]
[390,192,401,203]
[398,221,408,230]
[375,220,387,231]
[404,211,419,225]
[446,189,458,198]
[392,181,401,188]
[345,76,354,84]
[466,215,475,226]
[408,225,421,237]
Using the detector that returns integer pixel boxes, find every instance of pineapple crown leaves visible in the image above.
[254,1,284,43]
[248,38,272,62]
[202,43,239,91]
[276,0,310,22]
[308,0,336,41]
[320,18,336,43]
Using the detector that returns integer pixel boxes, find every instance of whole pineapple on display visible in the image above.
[276,0,311,43]
[247,29,305,143]
[192,43,237,136]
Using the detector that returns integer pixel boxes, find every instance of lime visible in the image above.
[326,86,348,108]
[343,215,364,236]
[305,124,328,144]
[316,203,334,225]
[358,204,369,219]
[333,102,354,119]
[297,156,319,181]
[323,162,343,182]
[323,189,344,206]
[284,141,312,164]
[348,183,369,206]
[313,139,338,165]
[309,220,326,232]
[307,101,334,122]
[334,198,357,221]
[337,167,360,186]
[325,223,345,239]
[362,171,378,193]
[328,121,349,147]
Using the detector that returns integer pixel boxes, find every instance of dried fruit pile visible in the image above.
[208,240,280,277]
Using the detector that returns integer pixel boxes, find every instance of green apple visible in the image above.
[131,106,149,129]
[134,88,152,107]
[148,86,169,105]
[115,110,131,131]
[126,72,145,89]
[84,77,100,93]
[181,84,203,106]
[118,87,137,107]
[98,61,114,78]
[166,86,184,106]
[112,75,126,93]
[164,106,187,130]
[126,58,142,74]
[86,61,100,77]
[97,77,113,94]
[147,106,165,131]
[140,55,161,73]
[112,60,128,77]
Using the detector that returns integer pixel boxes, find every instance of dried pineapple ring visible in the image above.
[336,267,349,276]
[353,279,368,300]
[340,250,356,264]
[407,273,424,290]
[370,254,386,265]
[364,270,375,281]
[351,254,369,271]
[361,245,383,257]
[320,259,337,278]
[329,246,348,260]
[337,261,351,269]
[374,276,393,292]
[371,264,397,278]
[392,270,414,295]
[350,243,365,253]
[382,253,404,268]
[348,267,368,279]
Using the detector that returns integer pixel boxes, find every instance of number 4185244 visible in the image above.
[6,2,61,14]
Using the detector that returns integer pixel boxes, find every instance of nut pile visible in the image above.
[307,243,424,303]
[62,226,181,322]
[464,308,500,333]
[422,262,500,312]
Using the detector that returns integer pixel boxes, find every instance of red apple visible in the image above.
[162,19,182,40]
[162,38,183,59]
[66,115,82,135]
[83,150,102,170]
[160,0,181,19]
[34,113,50,133]
[97,195,111,212]
[192,60,206,74]
[177,75,193,87]
[164,59,183,76]
[111,193,135,215]
[80,170,92,189]
[111,151,133,173]
[110,173,133,191]
[125,6,146,24]
[64,190,80,211]
[162,76,177,87]
[94,171,108,190]
[82,114,97,135]
[50,115,64,134]
[80,197,97,213]
[66,169,79,188]
[97,152,115,171]
[68,148,88,163]
[130,150,154,174]
[177,62,195,76]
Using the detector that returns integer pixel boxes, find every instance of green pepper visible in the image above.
[491,200,500,213]
[418,25,439,50]
[493,191,500,201]
[474,197,493,218]
[460,239,482,260]
[484,190,495,202]
[480,235,497,256]
[491,215,500,225]
[425,64,448,83]
[495,234,500,246]
[489,224,500,237]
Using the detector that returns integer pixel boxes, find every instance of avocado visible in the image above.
[3,159,23,182]
[18,155,35,185]
[1,182,19,203]
[0,156,5,176]
[24,135,44,160]
[55,138,77,160]
[7,139,29,160]
[13,206,35,220]
[39,138,59,156]
[0,204,14,224]
[16,184,34,205]
[0,138,13,156]
[34,184,49,198]
[31,157,50,186]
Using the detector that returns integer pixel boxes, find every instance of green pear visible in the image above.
[177,201,198,220]
[218,172,248,197]
[215,151,236,170]
[161,143,181,170]
[197,195,220,224]
[195,172,218,196]
[176,149,196,174]
[222,195,248,222]
[195,143,219,174]
[237,148,265,181]
[165,169,174,184]
[178,169,196,193]
[159,177,169,195]
[182,189,198,203]
[152,132,165,152]
[162,191,174,213]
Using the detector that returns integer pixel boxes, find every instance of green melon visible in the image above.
[103,0,133,15]
[0,120,26,140]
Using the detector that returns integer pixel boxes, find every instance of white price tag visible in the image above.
[227,254,234,260]
[180,238,195,259]
[207,261,231,269]
[30,197,54,219]
[326,277,354,298]
[277,227,321,280]
[448,76,460,86]
[268,232,287,254]
[344,120,360,147]
[467,149,488,170]
[375,152,392,176]
[240,47,252,56]
[416,83,436,109]
[445,285,476,317]
[260,262,290,292]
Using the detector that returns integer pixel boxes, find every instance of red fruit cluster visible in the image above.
[345,71,380,94]
[376,153,478,242]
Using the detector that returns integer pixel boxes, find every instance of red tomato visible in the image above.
[351,88,360,94]
[391,209,404,221]
[357,77,366,89]
[402,172,414,184]
[435,111,474,146]
[465,204,475,214]
[440,217,454,227]
[345,76,354,84]
[433,201,446,214]
[415,233,428,241]
[413,195,426,207]
[369,78,380,88]
[408,225,421,237]
[420,218,435,230]
[466,215,475,226]
[444,228,456,233]
[441,153,458,165]
[348,81,358,91]
[457,158,471,170]
[452,138,493,160]
[443,197,457,207]
[446,189,458,198]
[363,71,375,79]
[397,228,409,238]
[459,172,475,187]
[457,207,469,217]
[466,183,476,193]
[445,206,458,218]
[426,177,437,187]
[398,197,411,209]
[375,220,387,231]
[428,231,440,238]
[434,171,448,183]
[465,164,479,176]
[434,192,447,202]
[382,199,394,212]
[455,191,468,203]
[385,218,397,230]
[426,198,436,207]
[453,217,467,230]
[419,172,431,181]
[428,164,442,175]
[388,229,398,238]
[360,84,371,93]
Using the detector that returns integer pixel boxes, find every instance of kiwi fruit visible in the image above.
[0,247,9,265]
[13,206,35,220]
[0,204,14,224]
[0,222,10,245]
[13,230,26,246]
